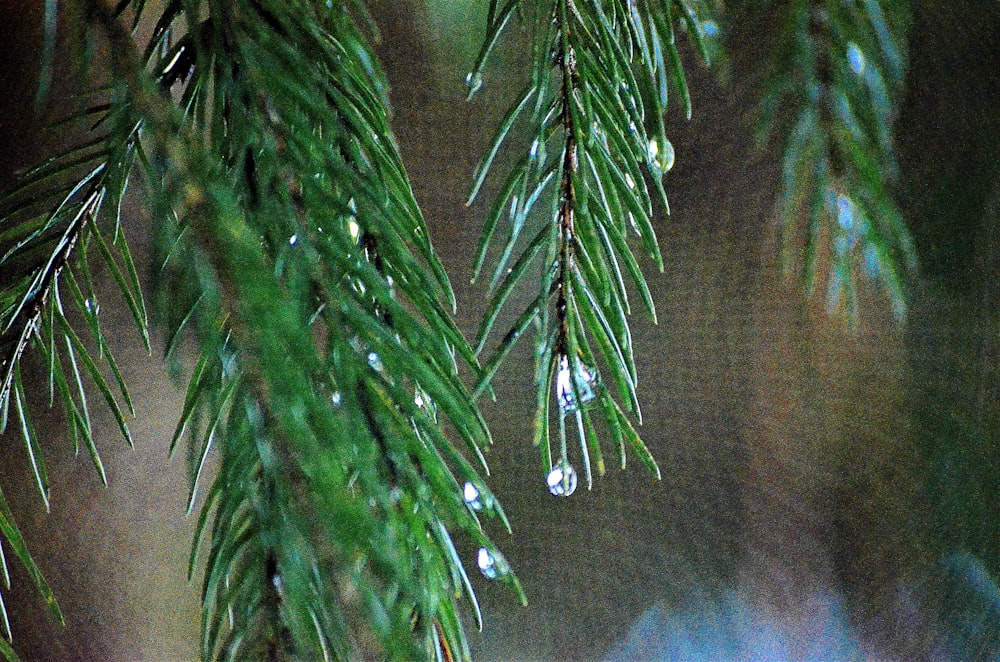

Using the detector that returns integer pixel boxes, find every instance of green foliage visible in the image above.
[467,0,716,489]
[0,0,926,660]
[754,0,915,320]
[100,0,521,658]
[0,17,147,642]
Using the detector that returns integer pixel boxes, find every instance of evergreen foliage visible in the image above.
[466,0,716,490]
[0,0,917,660]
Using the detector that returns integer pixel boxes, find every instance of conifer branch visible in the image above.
[468,0,714,492]
[757,0,914,319]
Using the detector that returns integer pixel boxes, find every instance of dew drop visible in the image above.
[547,464,578,497]
[367,352,384,373]
[477,547,507,579]
[556,355,597,414]
[463,481,484,510]
[347,219,360,242]
[466,72,483,96]
[702,20,720,37]
[289,234,298,246]
[625,172,636,190]
[331,391,342,407]
[846,42,865,76]
[659,139,675,173]
[836,194,853,230]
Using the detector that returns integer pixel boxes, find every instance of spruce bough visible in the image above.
[0,0,912,659]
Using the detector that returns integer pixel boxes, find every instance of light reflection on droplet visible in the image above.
[367,351,383,372]
[348,219,360,242]
[702,21,719,37]
[289,234,298,246]
[625,172,636,190]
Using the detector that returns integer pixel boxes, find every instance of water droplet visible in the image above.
[625,173,636,190]
[547,464,578,497]
[556,356,597,413]
[702,20,720,37]
[463,481,483,510]
[836,194,853,230]
[477,547,507,579]
[331,391,342,407]
[846,42,865,76]
[289,234,298,246]
[658,139,675,173]
[466,72,483,96]
[367,352,384,372]
[347,219,360,242]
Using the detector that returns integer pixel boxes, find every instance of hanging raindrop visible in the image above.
[477,547,507,579]
[846,42,866,76]
[367,351,384,373]
[836,194,854,230]
[466,72,483,96]
[463,481,484,511]
[556,355,597,414]
[648,138,675,174]
[546,463,578,497]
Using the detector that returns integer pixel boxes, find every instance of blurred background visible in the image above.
[1,1,999,659]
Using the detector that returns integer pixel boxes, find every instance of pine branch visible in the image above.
[0,8,150,645]
[84,0,520,659]
[467,0,715,492]
[755,0,914,320]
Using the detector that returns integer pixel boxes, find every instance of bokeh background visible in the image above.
[1,1,999,659]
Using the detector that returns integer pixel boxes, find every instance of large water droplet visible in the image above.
[367,351,384,373]
[347,219,360,242]
[477,547,507,579]
[846,42,865,76]
[547,464,578,497]
[556,355,597,413]
[463,481,484,510]
[702,20,720,38]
